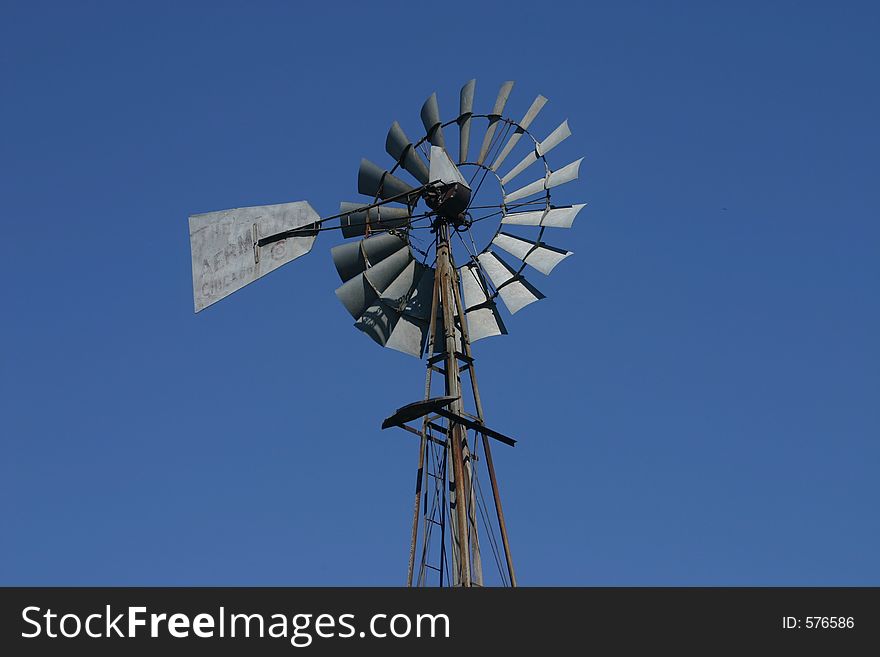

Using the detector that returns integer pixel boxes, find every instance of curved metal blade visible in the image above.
[420,92,445,148]
[386,312,430,356]
[380,261,432,316]
[476,81,514,165]
[490,95,548,172]
[385,122,430,184]
[458,79,475,164]
[402,265,435,321]
[355,263,432,357]
[379,258,419,305]
[503,158,583,204]
[335,241,411,319]
[331,231,408,282]
[477,251,545,314]
[356,302,428,357]
[339,201,410,239]
[358,158,416,200]
[355,301,398,346]
[429,146,469,187]
[500,119,572,185]
[335,273,378,320]
[189,201,319,312]
[460,263,507,341]
[501,203,586,228]
[363,244,414,295]
[491,232,573,275]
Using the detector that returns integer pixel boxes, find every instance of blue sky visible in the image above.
[2,1,878,585]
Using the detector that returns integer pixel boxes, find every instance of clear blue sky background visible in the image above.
[2,1,878,585]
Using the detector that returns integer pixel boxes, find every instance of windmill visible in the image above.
[188,80,585,587]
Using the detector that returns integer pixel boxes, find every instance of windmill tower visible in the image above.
[189,80,585,587]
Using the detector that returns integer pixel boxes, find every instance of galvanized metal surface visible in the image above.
[476,80,514,165]
[490,94,548,171]
[358,158,416,199]
[500,119,571,185]
[491,232,573,275]
[330,231,406,282]
[363,244,415,293]
[331,230,436,357]
[460,263,507,342]
[420,92,446,149]
[338,202,410,238]
[477,251,545,314]
[500,203,585,228]
[503,157,583,204]
[189,201,319,312]
[386,122,430,184]
[399,264,435,321]
[335,243,410,318]
[546,157,583,188]
[356,304,429,356]
[458,79,475,164]
[429,146,469,188]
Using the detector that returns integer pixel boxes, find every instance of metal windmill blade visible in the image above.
[186,79,588,589]
[458,79,476,164]
[460,262,507,341]
[503,158,583,204]
[386,122,430,185]
[476,81,514,165]
[490,94,548,171]
[331,232,434,357]
[500,203,586,228]
[491,232,573,275]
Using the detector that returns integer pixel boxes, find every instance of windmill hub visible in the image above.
[423,181,471,224]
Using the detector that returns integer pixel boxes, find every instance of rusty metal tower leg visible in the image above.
[437,222,473,586]
[407,221,516,587]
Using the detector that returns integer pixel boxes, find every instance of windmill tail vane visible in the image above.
[188,79,586,587]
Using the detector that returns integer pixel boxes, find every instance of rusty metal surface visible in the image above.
[434,408,516,447]
[189,200,319,312]
[381,396,459,430]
